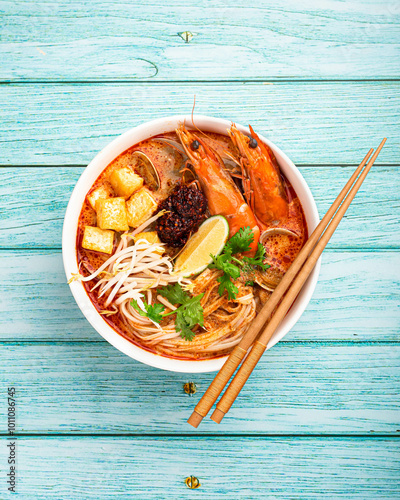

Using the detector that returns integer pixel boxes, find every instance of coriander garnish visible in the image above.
[131,283,204,342]
[208,227,270,300]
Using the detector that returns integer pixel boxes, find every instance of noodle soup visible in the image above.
[73,123,308,361]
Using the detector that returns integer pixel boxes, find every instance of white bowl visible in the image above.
[63,115,320,373]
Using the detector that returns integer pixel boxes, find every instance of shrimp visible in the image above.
[176,123,260,255]
[228,124,288,226]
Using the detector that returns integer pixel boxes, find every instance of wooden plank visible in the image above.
[0,342,399,434]
[1,250,399,342]
[1,437,399,499]
[1,165,399,249]
[0,438,399,499]
[1,1,400,80]
[0,82,398,165]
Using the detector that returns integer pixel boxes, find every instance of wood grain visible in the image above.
[0,83,398,165]
[0,342,399,434]
[1,250,399,342]
[2,0,400,496]
[2,0,400,81]
[0,437,399,498]
[1,165,399,249]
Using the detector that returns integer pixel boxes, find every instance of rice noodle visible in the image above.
[117,265,257,358]
[73,235,257,359]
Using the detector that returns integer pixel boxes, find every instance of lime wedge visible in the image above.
[173,215,229,277]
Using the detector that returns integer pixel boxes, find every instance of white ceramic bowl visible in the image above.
[63,115,320,373]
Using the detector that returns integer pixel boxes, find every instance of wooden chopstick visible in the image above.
[188,148,372,428]
[209,138,387,424]
[188,141,384,428]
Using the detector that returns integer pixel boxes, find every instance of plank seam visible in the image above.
[1,164,398,168]
[1,79,400,84]
[1,433,399,438]
[1,340,400,346]
[1,247,399,252]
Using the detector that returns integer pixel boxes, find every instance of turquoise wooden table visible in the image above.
[1,1,399,498]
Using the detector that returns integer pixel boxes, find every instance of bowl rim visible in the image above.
[62,114,320,373]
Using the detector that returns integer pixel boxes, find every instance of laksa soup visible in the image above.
[71,123,307,360]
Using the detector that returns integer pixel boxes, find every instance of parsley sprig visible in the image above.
[131,283,204,342]
[208,227,270,300]
[225,226,254,254]
[159,284,204,342]
[131,300,165,324]
[243,243,269,271]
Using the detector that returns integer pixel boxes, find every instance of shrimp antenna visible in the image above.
[190,96,208,138]
[190,96,217,141]
[189,98,238,160]
[222,149,241,167]
[191,95,196,127]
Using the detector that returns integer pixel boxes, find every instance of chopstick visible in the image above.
[188,139,386,428]
[188,148,373,428]
[209,138,387,423]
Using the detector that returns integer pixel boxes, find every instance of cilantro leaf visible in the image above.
[225,226,254,254]
[175,311,196,342]
[166,292,204,341]
[209,250,231,270]
[209,226,255,300]
[208,228,270,300]
[181,294,204,328]
[243,243,270,271]
[158,283,190,305]
[209,250,241,280]
[223,261,242,279]
[131,298,165,324]
[159,283,204,342]
[217,273,239,300]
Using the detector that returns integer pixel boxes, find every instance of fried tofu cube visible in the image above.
[126,189,157,228]
[81,226,114,254]
[96,197,129,231]
[87,182,114,210]
[133,231,164,254]
[109,167,143,199]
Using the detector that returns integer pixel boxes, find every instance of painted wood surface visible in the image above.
[2,1,400,81]
[1,82,398,165]
[1,342,399,434]
[1,165,399,249]
[2,0,399,497]
[0,437,399,499]
[1,250,399,342]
